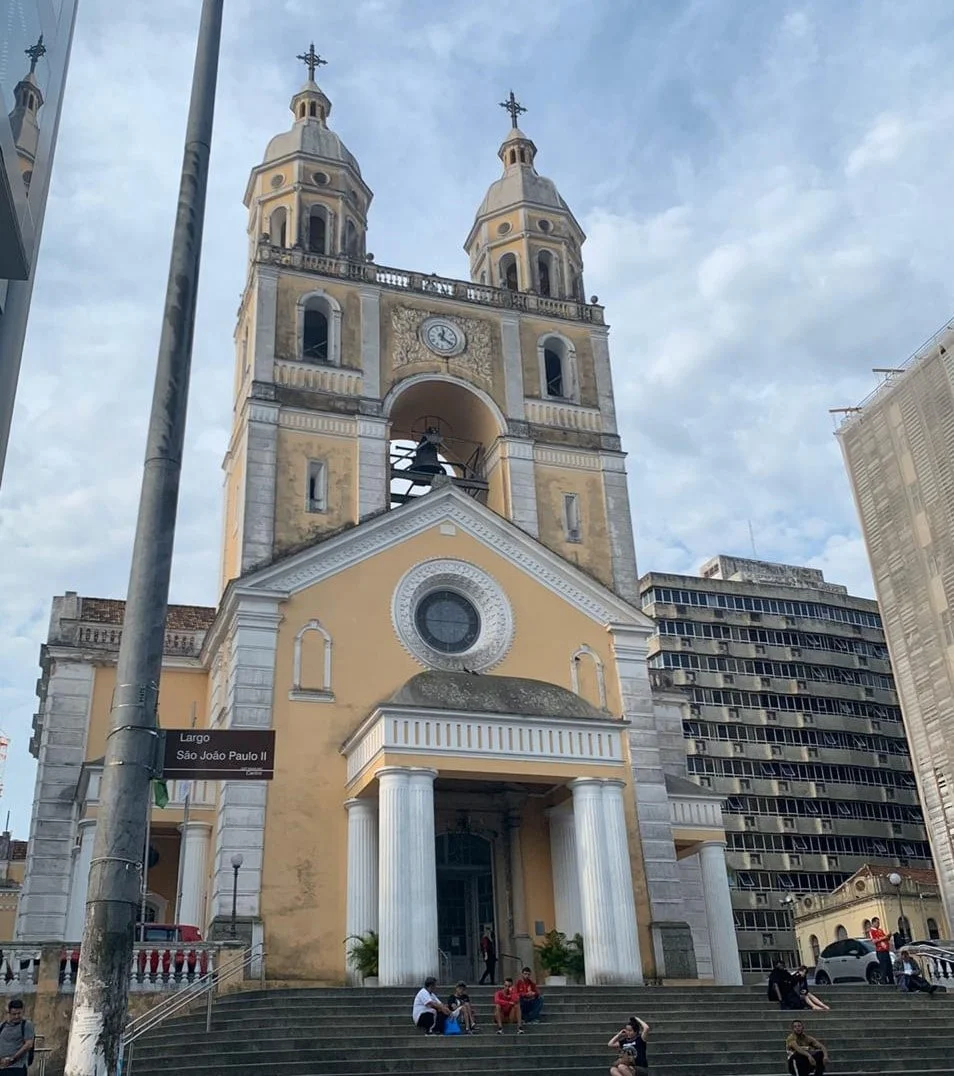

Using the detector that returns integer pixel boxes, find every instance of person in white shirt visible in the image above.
[412,977,451,1034]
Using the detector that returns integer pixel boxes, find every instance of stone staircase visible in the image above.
[126,983,954,1076]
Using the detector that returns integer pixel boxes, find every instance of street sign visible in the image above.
[162,728,276,781]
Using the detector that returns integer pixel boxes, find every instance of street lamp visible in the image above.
[887,871,907,944]
[230,853,244,938]
[780,895,798,964]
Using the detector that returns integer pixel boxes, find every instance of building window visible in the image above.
[308,206,327,253]
[537,251,555,297]
[415,590,481,654]
[810,935,820,963]
[345,218,360,258]
[303,305,329,362]
[306,461,327,513]
[499,253,519,291]
[537,334,578,402]
[290,619,334,701]
[544,347,564,396]
[297,290,342,365]
[269,206,287,247]
[835,924,848,940]
[928,917,940,941]
[563,493,581,542]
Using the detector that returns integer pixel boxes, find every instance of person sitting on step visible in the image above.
[897,949,943,995]
[516,966,543,1022]
[447,981,478,1032]
[792,966,831,1011]
[493,977,524,1035]
[786,1020,829,1076]
[412,976,451,1035]
[608,1016,650,1076]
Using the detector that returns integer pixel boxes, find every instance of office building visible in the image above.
[640,555,932,974]
[837,315,954,931]
[0,0,78,484]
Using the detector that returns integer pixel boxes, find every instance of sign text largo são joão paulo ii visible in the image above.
[162,728,276,781]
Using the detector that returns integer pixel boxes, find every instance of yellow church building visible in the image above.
[16,54,742,988]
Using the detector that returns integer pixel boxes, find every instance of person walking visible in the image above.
[785,1020,828,1076]
[867,916,894,984]
[479,928,497,985]
[0,999,35,1072]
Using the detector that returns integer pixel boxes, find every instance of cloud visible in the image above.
[2,0,954,831]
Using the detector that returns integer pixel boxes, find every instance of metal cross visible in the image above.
[499,90,527,128]
[296,42,327,81]
[25,34,46,74]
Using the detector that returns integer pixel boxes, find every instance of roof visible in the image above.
[386,670,609,720]
[263,119,361,175]
[475,167,571,220]
[664,772,721,799]
[79,598,216,631]
[857,864,938,885]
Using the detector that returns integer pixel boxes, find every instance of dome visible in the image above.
[263,123,361,175]
[476,169,569,219]
[387,670,607,720]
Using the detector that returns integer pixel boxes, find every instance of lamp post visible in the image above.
[887,871,907,944]
[230,853,244,939]
[780,895,798,964]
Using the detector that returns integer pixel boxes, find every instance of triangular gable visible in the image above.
[228,484,652,630]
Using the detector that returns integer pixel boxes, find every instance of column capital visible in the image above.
[545,802,572,820]
[698,839,728,852]
[568,777,605,792]
[77,818,97,832]
[178,820,213,836]
[600,778,627,792]
[408,767,439,782]
[344,797,378,814]
[375,766,414,783]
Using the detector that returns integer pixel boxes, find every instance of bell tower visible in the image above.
[222,66,639,605]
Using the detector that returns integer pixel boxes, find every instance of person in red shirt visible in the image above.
[516,966,543,1022]
[867,917,894,984]
[493,977,524,1034]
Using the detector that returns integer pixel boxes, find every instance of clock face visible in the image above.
[421,318,465,357]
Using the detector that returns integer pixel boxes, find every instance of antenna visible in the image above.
[748,520,759,559]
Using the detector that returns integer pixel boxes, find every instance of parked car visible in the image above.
[813,938,899,984]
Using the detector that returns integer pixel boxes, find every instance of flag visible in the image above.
[153,779,169,809]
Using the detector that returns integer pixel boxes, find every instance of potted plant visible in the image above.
[536,929,570,986]
[566,933,585,984]
[345,930,379,986]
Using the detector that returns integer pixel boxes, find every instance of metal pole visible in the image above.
[230,866,239,938]
[139,809,151,932]
[64,3,223,1073]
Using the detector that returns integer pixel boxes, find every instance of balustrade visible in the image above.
[0,948,40,991]
[57,943,222,993]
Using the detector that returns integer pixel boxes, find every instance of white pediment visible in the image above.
[229,484,652,631]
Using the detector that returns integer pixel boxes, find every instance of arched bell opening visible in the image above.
[385,376,505,508]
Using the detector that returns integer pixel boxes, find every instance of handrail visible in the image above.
[118,943,264,1076]
[437,948,451,983]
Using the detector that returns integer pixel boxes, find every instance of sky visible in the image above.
[1,0,954,833]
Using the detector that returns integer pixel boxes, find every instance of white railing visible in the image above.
[346,707,626,783]
[906,943,954,986]
[57,943,229,993]
[524,398,603,431]
[273,358,363,395]
[0,948,40,992]
[669,795,723,830]
[83,773,216,808]
[120,943,263,1076]
[256,243,605,325]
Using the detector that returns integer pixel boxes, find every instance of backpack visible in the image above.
[1,1020,34,1066]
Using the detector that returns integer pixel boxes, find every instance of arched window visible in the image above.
[509,149,517,165]
[570,646,606,709]
[290,619,334,701]
[898,915,911,941]
[928,917,940,940]
[544,346,564,397]
[299,103,307,119]
[809,935,820,964]
[308,206,327,254]
[573,273,584,301]
[303,304,329,362]
[499,253,518,291]
[345,219,359,258]
[835,924,848,940]
[269,206,287,247]
[537,252,554,297]
[309,101,317,117]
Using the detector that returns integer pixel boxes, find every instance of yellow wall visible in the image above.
[534,463,612,587]
[275,275,362,367]
[259,523,625,979]
[220,423,248,588]
[519,317,597,407]
[273,427,357,552]
[796,893,950,960]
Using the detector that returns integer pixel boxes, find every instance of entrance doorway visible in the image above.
[436,833,495,983]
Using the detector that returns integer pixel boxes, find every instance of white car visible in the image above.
[813,938,899,985]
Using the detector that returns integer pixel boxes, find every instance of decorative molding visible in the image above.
[273,359,362,397]
[534,446,602,471]
[248,401,281,425]
[571,644,607,710]
[525,398,602,432]
[277,409,356,438]
[383,372,507,437]
[226,487,653,633]
[290,618,334,702]
[391,305,494,383]
[391,558,514,672]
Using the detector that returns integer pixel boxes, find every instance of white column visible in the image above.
[407,768,439,982]
[378,767,412,985]
[507,813,534,969]
[600,780,643,984]
[547,805,582,937]
[177,821,212,931]
[698,841,743,985]
[346,798,379,983]
[569,778,618,983]
[64,820,96,941]
[357,417,389,519]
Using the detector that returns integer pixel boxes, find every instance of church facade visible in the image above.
[16,56,742,987]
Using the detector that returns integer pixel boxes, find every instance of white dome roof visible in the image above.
[263,121,361,176]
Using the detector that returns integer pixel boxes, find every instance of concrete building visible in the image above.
[0,0,78,484]
[837,316,954,934]
[793,864,950,966]
[639,555,933,975]
[15,57,744,987]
